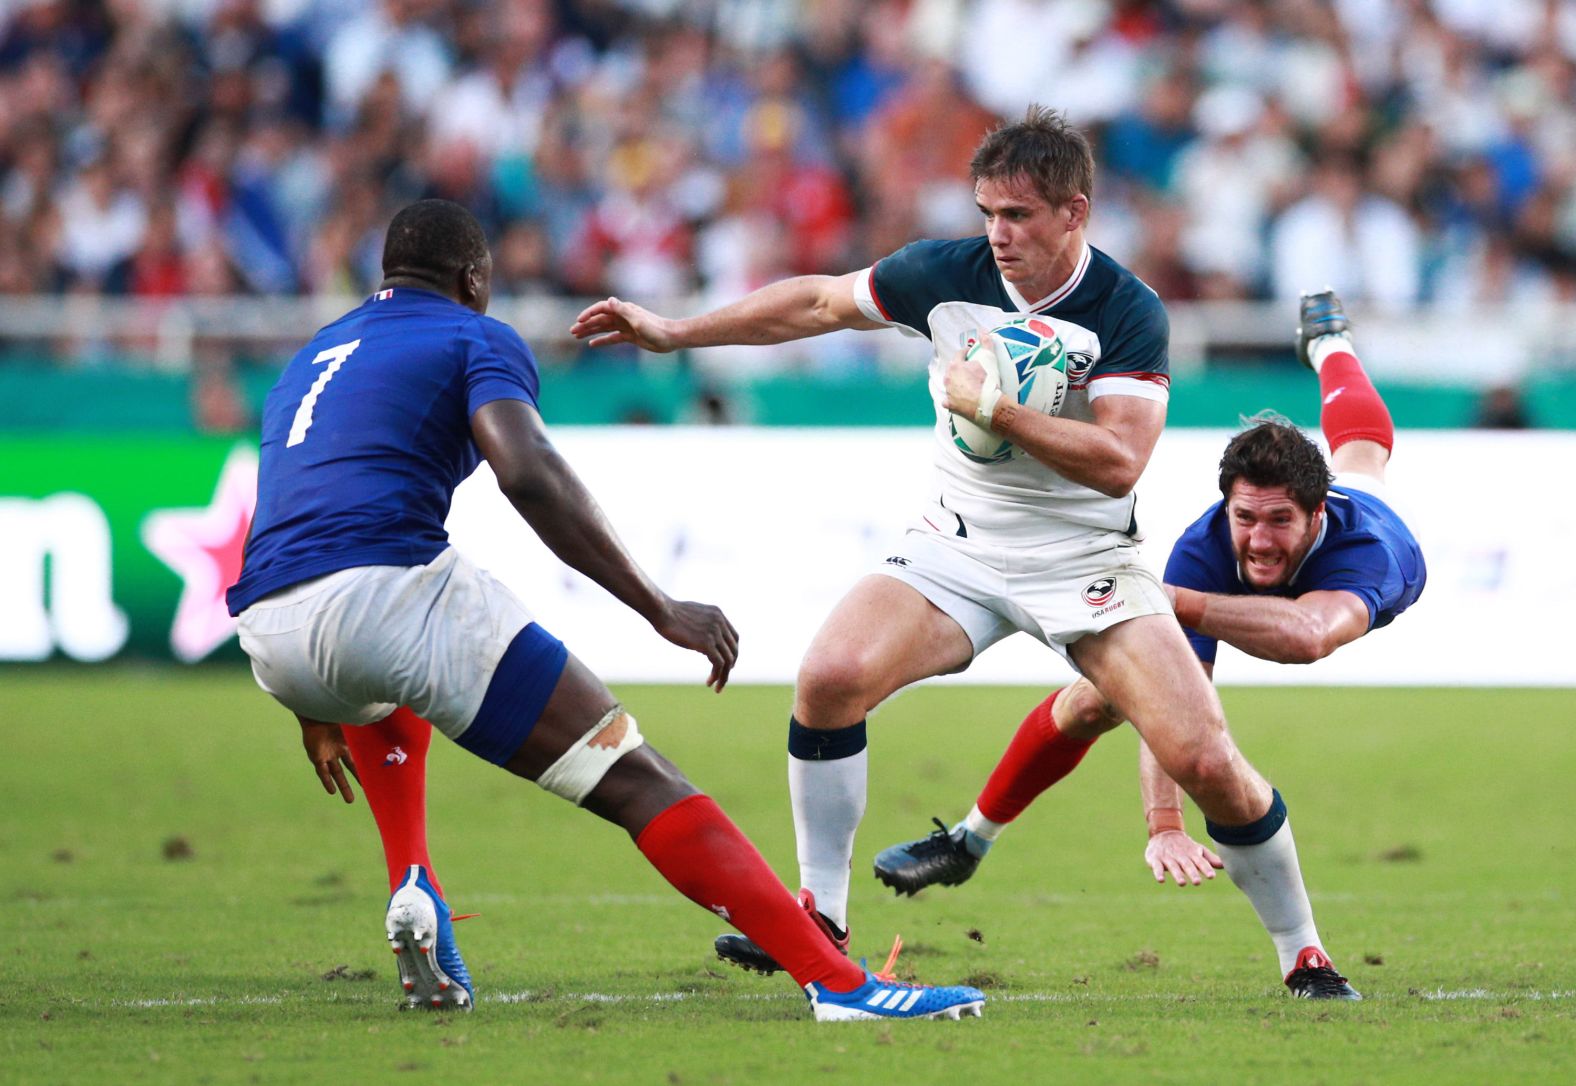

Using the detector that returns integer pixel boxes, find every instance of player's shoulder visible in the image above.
[874,236,999,303]
[1084,246,1168,332]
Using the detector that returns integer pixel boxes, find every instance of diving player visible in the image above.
[227,199,985,1022]
[874,289,1423,998]
[570,108,1359,999]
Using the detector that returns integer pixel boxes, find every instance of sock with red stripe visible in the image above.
[1314,342,1394,454]
[636,793,865,992]
[972,690,1095,827]
[342,707,443,899]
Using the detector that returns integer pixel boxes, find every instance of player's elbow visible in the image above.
[1278,620,1336,665]
[1095,459,1144,498]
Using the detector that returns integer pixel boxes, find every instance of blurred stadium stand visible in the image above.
[5,0,1576,428]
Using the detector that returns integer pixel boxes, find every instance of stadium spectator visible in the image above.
[3,0,1576,375]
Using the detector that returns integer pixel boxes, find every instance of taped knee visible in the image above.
[535,704,645,805]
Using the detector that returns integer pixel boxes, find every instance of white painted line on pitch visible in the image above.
[100,988,1575,1009]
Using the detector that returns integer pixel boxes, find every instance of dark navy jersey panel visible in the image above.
[868,236,1168,382]
[1164,488,1427,664]
[869,238,1007,335]
[228,289,540,614]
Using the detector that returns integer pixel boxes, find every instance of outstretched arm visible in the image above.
[942,348,1164,497]
[471,399,738,690]
[1169,587,1370,664]
[569,272,883,352]
[1139,662,1223,886]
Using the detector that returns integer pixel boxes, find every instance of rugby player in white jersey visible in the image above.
[571,107,1359,999]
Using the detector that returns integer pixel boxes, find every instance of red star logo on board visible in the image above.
[141,445,258,663]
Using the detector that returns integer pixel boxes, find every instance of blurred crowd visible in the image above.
[4,0,1576,333]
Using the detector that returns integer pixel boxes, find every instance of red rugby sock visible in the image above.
[636,794,865,992]
[976,690,1095,824]
[343,707,443,899]
[1317,349,1393,453]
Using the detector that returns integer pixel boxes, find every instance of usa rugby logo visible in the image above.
[1065,352,1095,385]
[1082,577,1117,608]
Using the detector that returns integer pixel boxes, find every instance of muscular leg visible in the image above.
[500,653,865,992]
[789,576,974,927]
[1072,616,1329,976]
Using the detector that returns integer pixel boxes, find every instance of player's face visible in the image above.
[975,175,1086,301]
[1226,481,1323,589]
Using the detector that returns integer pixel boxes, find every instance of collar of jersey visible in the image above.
[1000,241,1091,313]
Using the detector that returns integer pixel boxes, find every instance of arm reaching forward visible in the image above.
[570,272,884,352]
[471,399,739,691]
[1139,661,1223,886]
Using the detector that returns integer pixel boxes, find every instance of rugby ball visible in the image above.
[949,317,1070,463]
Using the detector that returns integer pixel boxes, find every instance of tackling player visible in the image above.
[570,109,1360,1000]
[873,290,1424,998]
[227,199,985,1022]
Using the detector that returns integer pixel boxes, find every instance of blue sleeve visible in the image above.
[869,240,952,337]
[462,316,541,414]
[1301,542,1390,630]
[1089,285,1169,384]
[1164,524,1232,665]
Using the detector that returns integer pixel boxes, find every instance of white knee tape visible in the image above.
[536,705,645,805]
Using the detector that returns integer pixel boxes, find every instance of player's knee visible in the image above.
[1170,742,1239,796]
[795,650,879,721]
[1059,685,1123,738]
[535,704,647,805]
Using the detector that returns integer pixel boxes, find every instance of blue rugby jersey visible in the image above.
[1163,486,1427,664]
[227,288,540,615]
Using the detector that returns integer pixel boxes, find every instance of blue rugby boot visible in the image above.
[805,971,986,1022]
[386,865,474,1012]
[1295,288,1352,372]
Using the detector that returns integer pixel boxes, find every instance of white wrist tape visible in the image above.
[974,384,1003,430]
[535,705,645,805]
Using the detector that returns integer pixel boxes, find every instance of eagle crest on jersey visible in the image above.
[852,235,1170,545]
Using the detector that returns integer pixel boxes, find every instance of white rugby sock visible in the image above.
[787,719,867,932]
[1214,818,1324,976]
[958,805,1006,857]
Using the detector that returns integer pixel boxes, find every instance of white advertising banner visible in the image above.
[447,428,1576,687]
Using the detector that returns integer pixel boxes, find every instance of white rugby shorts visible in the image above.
[235,547,533,741]
[872,525,1170,662]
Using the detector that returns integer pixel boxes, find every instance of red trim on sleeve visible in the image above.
[1089,371,1171,389]
[867,261,894,321]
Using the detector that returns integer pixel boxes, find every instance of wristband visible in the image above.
[1146,807,1184,837]
[1172,587,1206,630]
[975,384,1004,431]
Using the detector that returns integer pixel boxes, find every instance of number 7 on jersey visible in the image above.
[286,339,361,447]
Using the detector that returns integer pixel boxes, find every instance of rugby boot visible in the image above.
[386,865,475,1011]
[714,888,849,976]
[1283,946,1362,1001]
[873,818,983,896]
[806,971,986,1022]
[1295,288,1352,372]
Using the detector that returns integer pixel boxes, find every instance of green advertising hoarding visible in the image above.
[1,437,256,663]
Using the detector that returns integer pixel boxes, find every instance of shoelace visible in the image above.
[872,934,905,984]
[1295,965,1351,993]
[908,818,961,857]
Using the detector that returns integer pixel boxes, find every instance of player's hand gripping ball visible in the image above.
[949,317,1070,463]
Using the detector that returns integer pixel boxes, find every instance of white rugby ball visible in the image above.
[949,317,1070,463]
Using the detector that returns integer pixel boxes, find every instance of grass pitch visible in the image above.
[4,670,1574,1084]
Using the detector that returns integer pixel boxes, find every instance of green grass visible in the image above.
[4,671,1574,1084]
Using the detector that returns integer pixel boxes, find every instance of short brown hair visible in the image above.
[1217,415,1332,513]
[969,105,1094,207]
